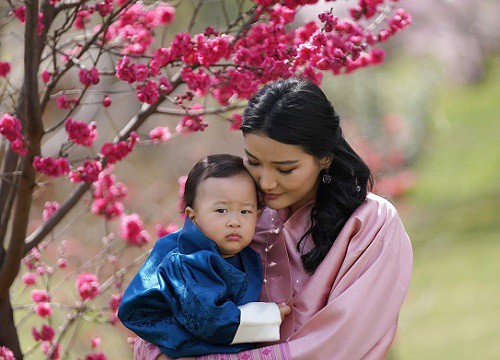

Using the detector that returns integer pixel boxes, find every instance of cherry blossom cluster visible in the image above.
[79,67,100,86]
[0,113,27,155]
[33,156,70,178]
[65,118,97,147]
[70,159,103,183]
[120,213,151,246]
[105,2,175,55]
[99,132,138,164]
[0,61,11,77]
[156,223,179,238]
[56,94,78,110]
[10,5,45,35]
[76,272,100,300]
[43,201,60,221]
[0,347,15,360]
[91,167,127,219]
[149,126,172,143]
[176,105,208,134]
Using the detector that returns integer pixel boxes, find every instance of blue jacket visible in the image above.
[118,218,262,358]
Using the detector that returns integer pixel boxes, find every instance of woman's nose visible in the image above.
[259,169,277,191]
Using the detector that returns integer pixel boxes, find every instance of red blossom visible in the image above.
[120,213,150,246]
[33,156,70,178]
[43,202,60,221]
[69,160,103,183]
[31,289,51,303]
[102,95,112,107]
[156,223,179,238]
[149,126,171,143]
[0,346,15,360]
[32,324,55,342]
[79,67,100,86]
[0,61,11,77]
[91,167,127,220]
[76,273,100,300]
[0,113,27,155]
[22,272,37,286]
[99,132,138,164]
[65,118,97,147]
[34,302,52,318]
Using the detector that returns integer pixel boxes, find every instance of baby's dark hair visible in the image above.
[183,154,257,210]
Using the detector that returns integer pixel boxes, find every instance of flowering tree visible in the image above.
[0,0,411,358]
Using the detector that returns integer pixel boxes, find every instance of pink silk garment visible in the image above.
[134,193,413,360]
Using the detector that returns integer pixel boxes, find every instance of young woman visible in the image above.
[134,78,413,360]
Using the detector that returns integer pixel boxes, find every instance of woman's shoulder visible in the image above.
[354,192,400,221]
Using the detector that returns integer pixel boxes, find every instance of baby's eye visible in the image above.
[215,209,227,213]
[241,210,253,214]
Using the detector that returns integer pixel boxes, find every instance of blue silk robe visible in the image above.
[118,218,262,358]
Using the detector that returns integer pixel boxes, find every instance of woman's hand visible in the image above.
[278,303,291,322]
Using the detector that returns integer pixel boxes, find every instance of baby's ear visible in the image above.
[185,207,196,222]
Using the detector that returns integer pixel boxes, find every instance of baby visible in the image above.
[118,154,290,359]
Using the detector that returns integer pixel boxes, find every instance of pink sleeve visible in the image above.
[133,338,291,360]
[286,208,413,359]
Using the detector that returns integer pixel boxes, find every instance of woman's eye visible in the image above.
[245,159,259,167]
[278,168,294,174]
[215,209,227,213]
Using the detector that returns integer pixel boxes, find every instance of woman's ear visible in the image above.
[320,155,334,170]
[185,206,196,222]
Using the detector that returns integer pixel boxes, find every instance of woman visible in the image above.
[134,78,413,360]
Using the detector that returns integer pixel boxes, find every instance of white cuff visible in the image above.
[230,302,281,344]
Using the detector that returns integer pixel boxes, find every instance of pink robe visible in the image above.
[134,193,413,360]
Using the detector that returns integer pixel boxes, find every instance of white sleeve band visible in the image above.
[230,302,282,344]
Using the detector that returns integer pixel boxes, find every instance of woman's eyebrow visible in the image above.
[244,149,299,165]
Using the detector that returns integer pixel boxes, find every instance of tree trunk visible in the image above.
[0,296,23,359]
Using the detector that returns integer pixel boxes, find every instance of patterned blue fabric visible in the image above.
[118,218,262,358]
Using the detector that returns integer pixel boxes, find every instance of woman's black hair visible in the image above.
[183,154,256,210]
[241,78,373,273]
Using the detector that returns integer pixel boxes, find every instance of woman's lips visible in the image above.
[263,192,281,200]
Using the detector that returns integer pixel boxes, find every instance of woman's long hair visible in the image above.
[241,78,373,273]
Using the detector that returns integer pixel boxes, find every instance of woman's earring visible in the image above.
[322,169,332,184]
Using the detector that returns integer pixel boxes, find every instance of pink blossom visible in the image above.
[156,223,179,238]
[102,95,112,107]
[43,201,60,221]
[76,273,100,300]
[41,70,51,83]
[31,289,51,303]
[85,353,107,360]
[109,293,122,313]
[34,302,52,318]
[41,341,59,360]
[91,336,101,349]
[159,77,173,94]
[181,67,211,96]
[91,167,127,220]
[79,67,100,87]
[229,113,242,131]
[0,113,27,155]
[120,213,150,246]
[0,61,11,77]
[95,0,113,17]
[74,9,92,29]
[100,133,138,164]
[32,324,55,342]
[33,157,70,177]
[149,126,171,143]
[0,346,15,360]
[56,258,67,269]
[152,3,175,26]
[65,118,97,147]
[11,6,26,22]
[22,272,37,286]
[136,80,159,104]
[56,94,73,109]
[176,104,208,134]
[69,160,103,183]
[33,156,70,178]
[115,56,136,83]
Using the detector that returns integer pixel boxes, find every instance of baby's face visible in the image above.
[187,173,258,258]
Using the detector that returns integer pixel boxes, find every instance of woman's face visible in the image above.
[243,133,328,214]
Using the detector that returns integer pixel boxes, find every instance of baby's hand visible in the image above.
[278,303,291,322]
